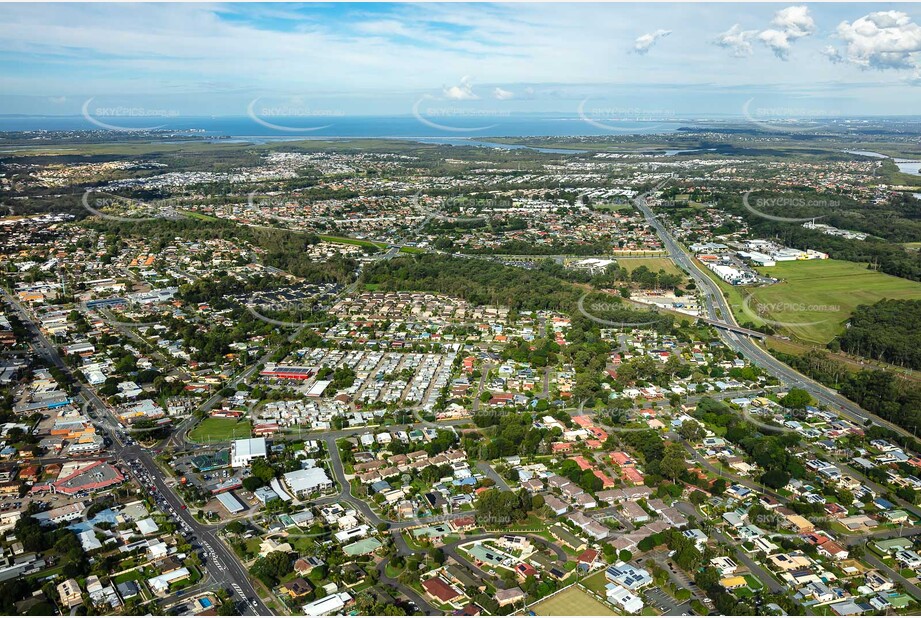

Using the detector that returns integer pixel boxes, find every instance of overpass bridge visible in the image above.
[698,315,767,339]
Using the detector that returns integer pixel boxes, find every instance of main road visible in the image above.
[632,182,915,441]
[1,288,271,616]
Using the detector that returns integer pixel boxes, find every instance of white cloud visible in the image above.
[715,24,758,57]
[822,45,844,64]
[443,76,478,100]
[830,11,921,71]
[634,29,671,55]
[717,6,815,60]
[492,87,514,100]
[771,5,816,39]
[759,6,815,59]
[1,2,919,115]
[758,29,795,59]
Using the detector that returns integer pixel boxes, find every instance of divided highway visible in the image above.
[632,184,915,441]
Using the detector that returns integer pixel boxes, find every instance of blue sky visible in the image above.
[1,2,921,118]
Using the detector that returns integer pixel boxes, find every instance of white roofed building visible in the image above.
[231,437,267,468]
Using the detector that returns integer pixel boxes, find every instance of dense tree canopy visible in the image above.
[838,299,921,369]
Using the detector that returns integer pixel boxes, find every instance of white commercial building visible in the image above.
[307,380,332,398]
[231,437,267,468]
[216,492,246,514]
[606,584,644,614]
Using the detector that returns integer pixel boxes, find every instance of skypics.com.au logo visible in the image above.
[577,292,661,328]
[81,189,187,223]
[412,78,512,133]
[82,98,179,131]
[741,295,839,330]
[741,190,837,223]
[741,98,840,134]
[246,97,344,133]
[578,99,675,133]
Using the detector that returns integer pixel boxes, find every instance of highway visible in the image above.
[632,183,916,441]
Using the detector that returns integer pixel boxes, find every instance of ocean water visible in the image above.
[0,114,684,140]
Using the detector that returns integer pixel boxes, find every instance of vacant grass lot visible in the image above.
[318,234,387,249]
[617,257,683,276]
[531,587,616,616]
[745,259,921,344]
[188,417,252,443]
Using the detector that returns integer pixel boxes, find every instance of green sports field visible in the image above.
[188,417,252,443]
[530,587,616,616]
[745,259,921,344]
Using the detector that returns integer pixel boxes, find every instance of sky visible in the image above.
[1,2,921,119]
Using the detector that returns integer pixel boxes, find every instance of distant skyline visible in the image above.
[2,2,921,121]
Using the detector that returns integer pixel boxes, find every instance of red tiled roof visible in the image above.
[570,456,592,471]
[422,577,462,602]
[577,549,599,564]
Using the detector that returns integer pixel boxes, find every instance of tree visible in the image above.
[659,443,688,481]
[678,420,704,443]
[695,566,720,591]
[242,476,264,492]
[760,468,791,490]
[225,520,247,535]
[249,551,292,586]
[781,388,811,410]
[250,459,277,484]
[476,489,528,525]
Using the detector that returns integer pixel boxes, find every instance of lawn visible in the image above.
[180,211,220,221]
[531,587,616,616]
[746,259,921,344]
[188,417,252,443]
[616,257,683,275]
[580,570,610,595]
[734,586,754,598]
[318,234,387,249]
[743,574,764,590]
[112,569,141,585]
